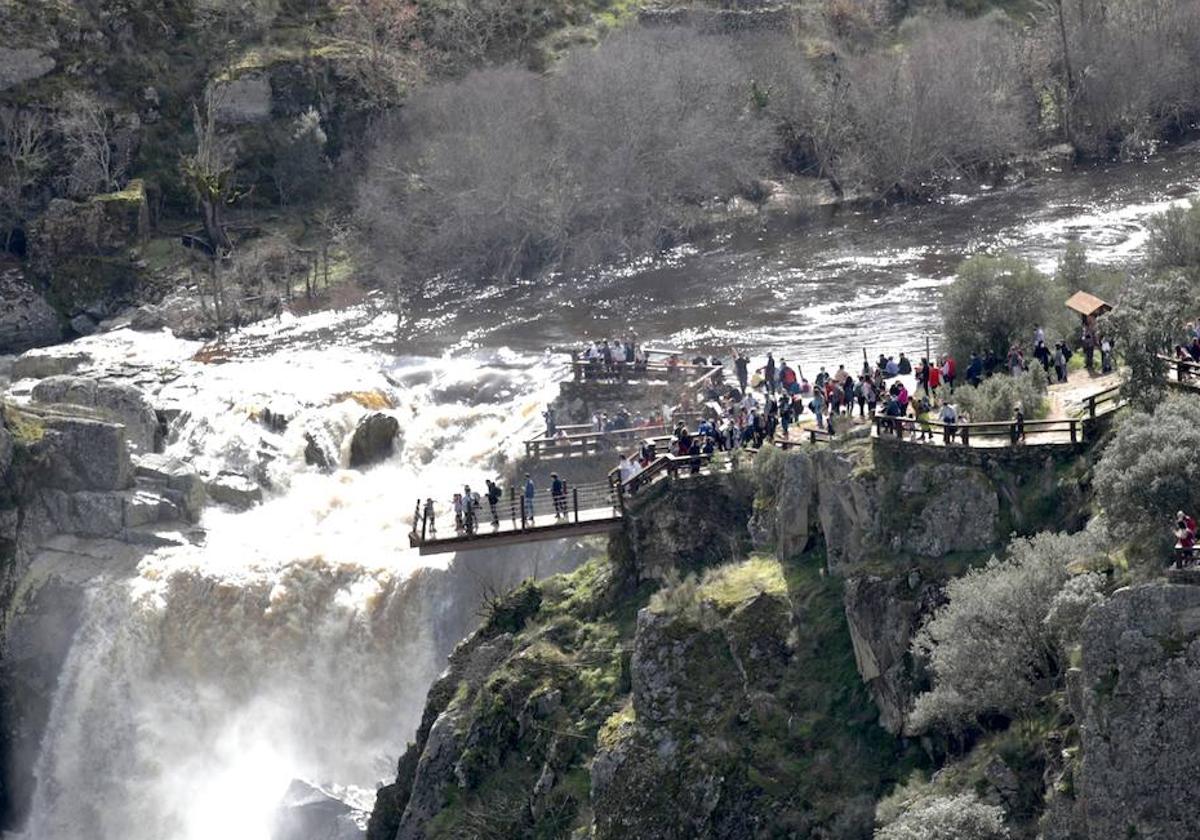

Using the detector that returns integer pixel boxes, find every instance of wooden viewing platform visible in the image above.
[409,452,738,556]
[411,375,1131,555]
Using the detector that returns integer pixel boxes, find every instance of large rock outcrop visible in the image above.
[843,573,937,735]
[1077,583,1200,840]
[348,413,399,468]
[31,375,161,454]
[0,269,60,355]
[28,181,149,317]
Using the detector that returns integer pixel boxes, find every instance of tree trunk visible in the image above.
[1054,0,1078,151]
[201,197,232,254]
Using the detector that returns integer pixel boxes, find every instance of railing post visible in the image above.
[520,495,527,529]
[1070,420,1078,444]
[962,425,970,447]
[510,487,517,528]
[412,500,421,538]
[573,487,579,523]
[616,479,626,515]
[420,502,428,542]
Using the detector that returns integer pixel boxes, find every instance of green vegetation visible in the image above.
[908,529,1110,736]
[942,255,1058,361]
[1094,395,1200,559]
[953,368,1049,422]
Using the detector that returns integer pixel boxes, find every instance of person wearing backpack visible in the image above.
[485,479,502,528]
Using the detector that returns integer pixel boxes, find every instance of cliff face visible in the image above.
[1075,583,1200,840]
[367,435,1106,839]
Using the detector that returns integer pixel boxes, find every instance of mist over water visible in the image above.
[17,141,1200,839]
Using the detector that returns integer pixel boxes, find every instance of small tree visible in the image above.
[334,0,423,107]
[0,107,49,252]
[1105,271,1192,410]
[1094,395,1200,549]
[908,530,1105,736]
[271,108,329,207]
[181,88,238,254]
[57,91,126,197]
[942,256,1057,362]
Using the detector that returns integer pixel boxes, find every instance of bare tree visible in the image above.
[181,87,238,254]
[57,91,127,197]
[0,107,49,252]
[358,28,776,290]
[334,0,424,107]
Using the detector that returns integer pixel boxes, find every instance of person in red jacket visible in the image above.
[942,356,956,393]
[928,362,941,395]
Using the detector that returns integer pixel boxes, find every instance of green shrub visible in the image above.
[952,368,1048,423]
[875,792,1009,840]
[908,530,1106,736]
[1094,395,1200,546]
[942,256,1058,362]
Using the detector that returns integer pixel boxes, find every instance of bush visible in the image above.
[942,256,1058,362]
[953,369,1048,423]
[908,530,1106,736]
[875,793,1009,840]
[840,16,1032,197]
[1106,271,1193,410]
[358,27,774,285]
[1146,199,1200,273]
[1094,395,1200,546]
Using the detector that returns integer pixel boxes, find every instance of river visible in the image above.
[10,139,1200,839]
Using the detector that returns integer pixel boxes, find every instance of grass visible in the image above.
[3,405,45,445]
[697,553,787,611]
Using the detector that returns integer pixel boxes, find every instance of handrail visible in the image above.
[871,413,1081,446]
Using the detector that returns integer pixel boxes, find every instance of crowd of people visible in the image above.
[423,320,1121,542]
[421,471,580,537]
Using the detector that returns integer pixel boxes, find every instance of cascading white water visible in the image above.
[16,309,580,839]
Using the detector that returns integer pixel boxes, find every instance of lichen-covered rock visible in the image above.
[32,375,160,454]
[29,181,149,316]
[211,74,273,125]
[897,463,998,557]
[11,350,90,381]
[1078,583,1200,840]
[205,472,261,509]
[749,449,816,558]
[0,269,61,354]
[134,453,205,521]
[38,414,133,493]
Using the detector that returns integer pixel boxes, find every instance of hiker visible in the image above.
[780,395,794,439]
[734,351,750,391]
[809,388,826,431]
[1082,330,1096,372]
[863,377,878,418]
[1054,343,1068,383]
[966,353,983,387]
[938,401,958,445]
[543,405,557,438]
[884,356,899,377]
[1034,325,1045,347]
[485,479,502,528]
[928,359,942,395]
[463,485,478,535]
[983,349,998,378]
[916,357,930,396]
[1011,406,1026,445]
[1034,341,1051,373]
[763,353,777,395]
[551,473,568,519]
[779,360,798,394]
[942,355,956,393]
[523,473,536,522]
[1101,336,1113,374]
[898,353,912,375]
[1007,345,1025,376]
[423,498,437,536]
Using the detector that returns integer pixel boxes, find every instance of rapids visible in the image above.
[10,139,1200,838]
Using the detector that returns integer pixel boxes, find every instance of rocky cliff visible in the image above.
[366,431,1118,839]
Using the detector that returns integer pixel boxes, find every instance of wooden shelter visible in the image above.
[1065,291,1112,319]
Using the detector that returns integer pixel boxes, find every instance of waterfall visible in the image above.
[10,312,580,839]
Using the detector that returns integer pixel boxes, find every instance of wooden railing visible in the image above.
[1079,384,1123,420]
[524,425,671,460]
[570,360,723,391]
[1160,354,1200,388]
[871,414,1081,447]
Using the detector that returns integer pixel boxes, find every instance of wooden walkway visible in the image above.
[409,453,735,556]
[412,372,1130,555]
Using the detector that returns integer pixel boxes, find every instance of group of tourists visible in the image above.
[422,471,579,537]
[574,337,648,378]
